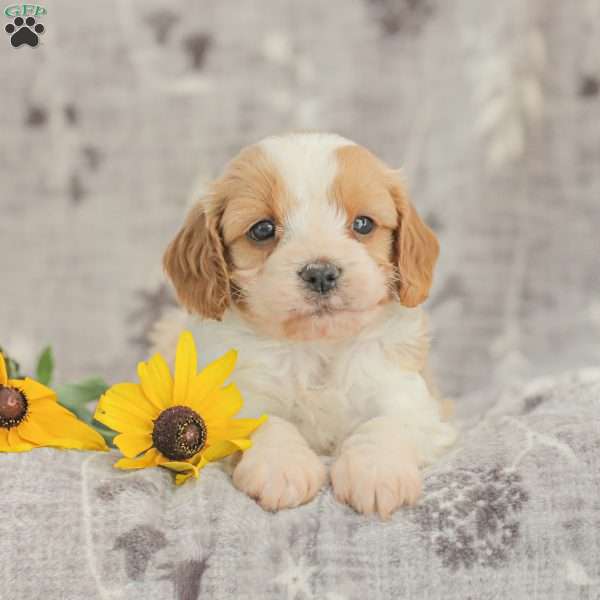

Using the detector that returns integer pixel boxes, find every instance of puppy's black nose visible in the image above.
[298,261,341,294]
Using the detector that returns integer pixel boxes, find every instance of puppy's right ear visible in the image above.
[163,201,230,320]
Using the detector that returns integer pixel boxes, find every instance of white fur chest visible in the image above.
[187,305,431,455]
[231,342,359,454]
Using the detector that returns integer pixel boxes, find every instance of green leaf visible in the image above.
[36,346,54,386]
[0,345,23,379]
[56,377,116,446]
[56,377,108,412]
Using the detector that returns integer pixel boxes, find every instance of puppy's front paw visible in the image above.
[232,443,327,511]
[330,448,422,519]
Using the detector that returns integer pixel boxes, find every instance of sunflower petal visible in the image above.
[11,377,55,402]
[160,460,196,473]
[188,349,237,408]
[15,418,56,446]
[171,457,208,485]
[114,432,153,458]
[137,353,173,410]
[114,448,162,470]
[207,415,268,443]
[19,402,108,451]
[94,383,156,434]
[194,382,244,423]
[162,457,205,474]
[162,449,211,485]
[5,427,34,452]
[202,438,252,462]
[172,331,198,407]
[0,353,7,385]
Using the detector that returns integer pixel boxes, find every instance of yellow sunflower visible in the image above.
[94,331,267,485]
[0,353,108,452]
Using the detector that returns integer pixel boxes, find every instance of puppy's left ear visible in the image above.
[163,199,231,320]
[389,175,440,307]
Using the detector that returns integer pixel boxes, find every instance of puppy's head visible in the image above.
[164,133,438,341]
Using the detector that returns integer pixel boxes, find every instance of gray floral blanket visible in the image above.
[1,369,599,600]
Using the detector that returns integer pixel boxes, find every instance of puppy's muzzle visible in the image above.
[298,261,341,295]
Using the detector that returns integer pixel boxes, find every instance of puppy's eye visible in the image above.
[248,219,276,242]
[352,216,375,235]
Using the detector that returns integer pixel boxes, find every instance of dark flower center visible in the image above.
[0,385,28,429]
[152,406,207,461]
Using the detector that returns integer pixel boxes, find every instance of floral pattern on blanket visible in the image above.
[416,467,528,571]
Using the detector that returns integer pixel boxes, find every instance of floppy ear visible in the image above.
[163,200,230,320]
[389,176,440,308]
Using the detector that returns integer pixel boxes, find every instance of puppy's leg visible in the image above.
[330,417,424,519]
[232,415,327,511]
[331,374,457,519]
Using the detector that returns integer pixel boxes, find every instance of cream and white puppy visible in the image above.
[157,132,456,518]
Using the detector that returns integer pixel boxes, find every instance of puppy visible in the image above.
[158,132,456,518]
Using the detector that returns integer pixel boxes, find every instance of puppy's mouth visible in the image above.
[291,296,359,318]
[295,290,388,317]
[298,305,366,318]
[282,297,386,340]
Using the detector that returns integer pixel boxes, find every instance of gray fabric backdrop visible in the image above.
[1,0,599,396]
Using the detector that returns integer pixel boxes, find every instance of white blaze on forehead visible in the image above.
[259,133,356,237]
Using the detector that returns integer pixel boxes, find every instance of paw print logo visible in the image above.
[5,16,45,48]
